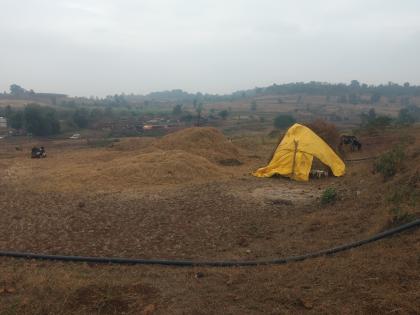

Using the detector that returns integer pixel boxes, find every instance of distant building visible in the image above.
[0,116,7,128]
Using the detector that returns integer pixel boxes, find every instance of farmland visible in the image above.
[0,100,419,314]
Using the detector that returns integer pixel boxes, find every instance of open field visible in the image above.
[0,125,419,314]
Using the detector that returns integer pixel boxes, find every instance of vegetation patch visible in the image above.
[273,114,296,129]
[321,187,337,204]
[374,146,405,180]
[389,206,416,226]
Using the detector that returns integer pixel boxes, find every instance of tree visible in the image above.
[218,110,229,120]
[172,104,183,116]
[360,108,378,126]
[24,104,60,136]
[349,93,360,104]
[398,108,415,125]
[90,108,104,120]
[72,108,89,128]
[363,115,393,129]
[274,114,296,129]
[398,105,420,125]
[9,111,24,129]
[372,116,392,127]
[180,113,193,123]
[10,84,26,96]
[195,103,203,126]
[350,80,360,89]
[5,105,12,118]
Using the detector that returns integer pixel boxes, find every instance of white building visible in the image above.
[0,117,7,128]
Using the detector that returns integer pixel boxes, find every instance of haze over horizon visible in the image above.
[1,0,419,97]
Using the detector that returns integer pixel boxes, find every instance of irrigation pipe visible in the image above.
[1,219,419,267]
[344,156,378,162]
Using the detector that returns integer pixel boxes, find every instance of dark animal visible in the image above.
[31,146,47,158]
[339,135,362,151]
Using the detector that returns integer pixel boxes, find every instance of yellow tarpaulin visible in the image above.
[253,123,345,181]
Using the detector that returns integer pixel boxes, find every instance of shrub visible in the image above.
[218,110,229,120]
[307,119,340,149]
[363,115,393,130]
[389,207,415,226]
[273,114,295,129]
[172,104,183,116]
[180,113,193,123]
[388,183,419,208]
[321,187,337,204]
[374,146,405,180]
[397,105,420,125]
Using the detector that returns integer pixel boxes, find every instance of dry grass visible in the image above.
[2,128,250,193]
[0,125,419,314]
[307,119,340,149]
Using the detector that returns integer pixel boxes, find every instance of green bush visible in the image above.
[374,146,405,180]
[321,187,337,204]
[273,114,295,129]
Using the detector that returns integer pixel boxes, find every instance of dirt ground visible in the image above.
[0,126,419,314]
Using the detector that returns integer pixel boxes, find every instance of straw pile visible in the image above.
[101,150,229,186]
[19,128,244,192]
[155,127,241,162]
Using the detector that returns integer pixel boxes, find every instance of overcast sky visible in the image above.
[0,0,419,97]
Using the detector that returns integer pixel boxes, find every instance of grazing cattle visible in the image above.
[339,135,362,151]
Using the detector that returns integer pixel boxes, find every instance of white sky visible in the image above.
[0,0,419,96]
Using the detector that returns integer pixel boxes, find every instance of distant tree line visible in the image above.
[4,104,60,136]
[259,81,420,98]
[129,81,420,104]
[6,81,420,108]
[360,105,420,129]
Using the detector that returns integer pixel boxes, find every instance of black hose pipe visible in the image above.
[1,219,419,267]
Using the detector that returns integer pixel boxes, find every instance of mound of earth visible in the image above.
[111,137,155,151]
[155,127,242,162]
[24,149,231,193]
[111,127,244,164]
[101,150,230,186]
[6,127,247,193]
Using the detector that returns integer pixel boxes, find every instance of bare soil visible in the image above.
[0,126,419,314]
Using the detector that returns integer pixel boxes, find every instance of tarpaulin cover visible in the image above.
[253,123,345,181]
